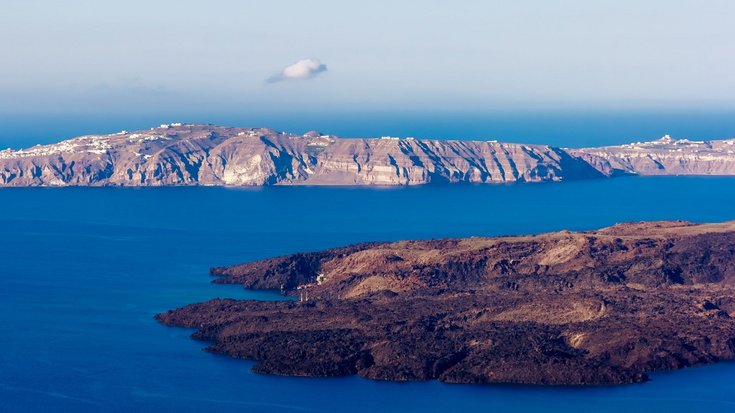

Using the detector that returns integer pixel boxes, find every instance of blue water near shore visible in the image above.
[3,177,735,412]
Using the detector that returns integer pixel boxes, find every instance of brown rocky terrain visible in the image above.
[2,124,734,186]
[157,221,735,385]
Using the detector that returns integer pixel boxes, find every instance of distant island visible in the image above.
[2,123,735,186]
[157,221,735,386]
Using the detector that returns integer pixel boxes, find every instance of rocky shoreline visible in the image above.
[157,221,735,386]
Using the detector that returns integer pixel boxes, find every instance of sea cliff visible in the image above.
[3,124,734,186]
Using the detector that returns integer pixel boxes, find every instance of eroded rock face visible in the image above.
[157,221,735,385]
[570,135,735,177]
[0,124,596,186]
[5,124,733,187]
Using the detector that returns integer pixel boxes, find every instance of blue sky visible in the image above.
[2,0,734,114]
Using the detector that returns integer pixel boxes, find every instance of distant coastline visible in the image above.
[2,123,735,187]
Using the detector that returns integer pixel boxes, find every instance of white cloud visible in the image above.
[267,58,327,83]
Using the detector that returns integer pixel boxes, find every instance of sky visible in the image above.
[1,0,734,116]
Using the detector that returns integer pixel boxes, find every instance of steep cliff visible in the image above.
[2,125,734,187]
[0,124,589,186]
[570,134,735,176]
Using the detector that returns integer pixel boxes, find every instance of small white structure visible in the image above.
[297,283,316,302]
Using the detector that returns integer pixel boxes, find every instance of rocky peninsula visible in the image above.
[2,123,735,186]
[157,221,735,386]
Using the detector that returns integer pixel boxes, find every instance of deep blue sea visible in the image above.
[3,177,735,412]
[3,111,735,412]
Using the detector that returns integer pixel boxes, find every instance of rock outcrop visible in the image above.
[3,124,733,187]
[157,221,735,385]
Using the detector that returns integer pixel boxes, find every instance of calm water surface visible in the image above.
[2,177,735,412]
[2,110,735,149]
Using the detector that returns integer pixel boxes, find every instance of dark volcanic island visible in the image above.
[156,221,735,386]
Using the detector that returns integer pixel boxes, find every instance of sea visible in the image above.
[2,112,735,412]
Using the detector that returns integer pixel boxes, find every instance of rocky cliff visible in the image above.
[2,125,734,186]
[570,134,735,176]
[158,221,735,385]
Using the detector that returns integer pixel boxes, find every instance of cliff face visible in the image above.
[0,124,602,186]
[2,125,734,187]
[570,135,735,177]
[158,221,735,386]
